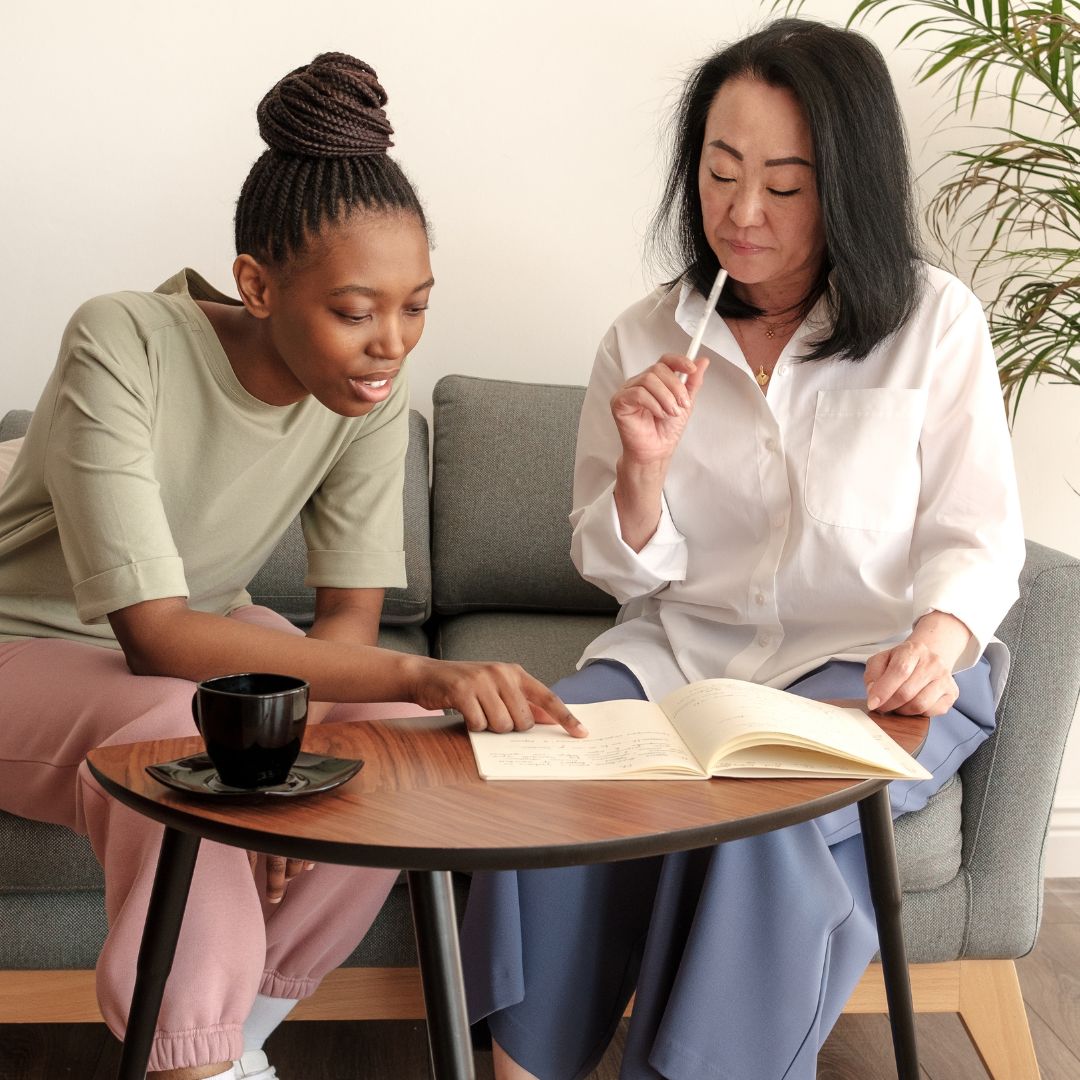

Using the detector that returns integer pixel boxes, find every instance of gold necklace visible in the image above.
[730,319,773,388]
[759,312,799,339]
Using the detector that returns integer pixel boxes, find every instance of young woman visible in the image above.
[460,20,1025,1080]
[0,53,581,1080]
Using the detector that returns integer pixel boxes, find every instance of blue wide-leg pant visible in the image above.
[459,658,996,1080]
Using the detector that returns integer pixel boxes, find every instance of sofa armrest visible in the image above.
[960,539,1080,956]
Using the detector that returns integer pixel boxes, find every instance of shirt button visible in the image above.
[765,437,778,453]
[758,634,772,647]
[772,515,787,530]
[755,592,766,606]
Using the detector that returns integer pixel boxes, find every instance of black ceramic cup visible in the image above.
[191,673,309,789]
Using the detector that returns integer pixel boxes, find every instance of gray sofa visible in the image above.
[1,374,1078,1077]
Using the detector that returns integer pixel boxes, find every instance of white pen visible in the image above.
[679,266,729,384]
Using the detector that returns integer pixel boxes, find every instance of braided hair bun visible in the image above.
[257,52,395,157]
[235,52,426,265]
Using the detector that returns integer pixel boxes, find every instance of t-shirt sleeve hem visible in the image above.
[73,556,189,624]
[305,549,407,590]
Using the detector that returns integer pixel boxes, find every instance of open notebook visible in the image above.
[469,677,930,781]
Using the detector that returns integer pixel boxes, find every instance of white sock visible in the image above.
[233,1049,277,1079]
[241,993,299,1051]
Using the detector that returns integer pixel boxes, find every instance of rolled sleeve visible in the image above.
[305,547,406,589]
[571,483,687,604]
[910,285,1025,669]
[74,556,189,624]
[912,553,1016,671]
[44,297,191,623]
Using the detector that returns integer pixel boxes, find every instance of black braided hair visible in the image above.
[235,53,426,265]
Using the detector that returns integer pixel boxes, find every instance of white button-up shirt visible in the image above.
[570,265,1026,703]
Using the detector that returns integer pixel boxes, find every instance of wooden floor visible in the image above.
[3,879,1078,1079]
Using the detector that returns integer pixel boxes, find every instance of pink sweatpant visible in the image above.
[0,605,435,1071]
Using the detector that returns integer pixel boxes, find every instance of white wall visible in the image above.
[2,0,1077,866]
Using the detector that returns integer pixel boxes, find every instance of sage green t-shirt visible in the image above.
[0,269,408,647]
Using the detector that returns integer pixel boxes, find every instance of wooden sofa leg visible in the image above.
[956,959,1040,1080]
[845,960,1040,1079]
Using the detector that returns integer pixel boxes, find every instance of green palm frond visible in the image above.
[850,0,1080,121]
[992,277,1080,412]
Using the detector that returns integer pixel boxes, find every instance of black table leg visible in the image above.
[407,869,476,1080]
[117,826,201,1080]
[858,786,919,1080]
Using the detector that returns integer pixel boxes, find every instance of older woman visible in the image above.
[460,18,1024,1080]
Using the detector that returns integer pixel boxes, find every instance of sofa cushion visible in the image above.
[0,409,30,441]
[376,623,429,656]
[435,611,617,689]
[341,875,470,968]
[0,892,108,969]
[0,813,103,895]
[0,877,469,970]
[893,773,963,891]
[431,375,618,616]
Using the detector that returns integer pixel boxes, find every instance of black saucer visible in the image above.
[146,751,363,798]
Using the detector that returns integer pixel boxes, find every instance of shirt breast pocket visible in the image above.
[804,388,927,532]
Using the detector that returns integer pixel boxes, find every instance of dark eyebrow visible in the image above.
[764,155,812,168]
[328,277,435,298]
[329,285,377,297]
[707,139,811,169]
[708,139,743,161]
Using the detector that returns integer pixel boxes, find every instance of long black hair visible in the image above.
[234,52,426,266]
[649,18,924,362]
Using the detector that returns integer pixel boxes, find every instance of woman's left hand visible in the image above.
[250,851,315,904]
[864,611,972,718]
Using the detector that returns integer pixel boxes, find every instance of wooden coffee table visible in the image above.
[87,706,927,1080]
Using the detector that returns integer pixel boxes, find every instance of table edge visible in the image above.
[87,758,889,870]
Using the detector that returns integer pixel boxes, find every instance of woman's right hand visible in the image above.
[407,657,588,738]
[611,354,709,465]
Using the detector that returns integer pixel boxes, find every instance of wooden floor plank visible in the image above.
[1015,921,1080,1061]
[0,1023,111,1080]
[818,1013,933,1078]
[1046,878,1080,920]
[1041,888,1080,924]
[263,1019,434,1078]
[1025,1006,1080,1080]
[1043,878,1080,923]
[1053,890,1080,920]
[912,1014,987,1080]
[4,880,1077,1078]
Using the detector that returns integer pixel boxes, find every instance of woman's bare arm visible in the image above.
[107,596,586,736]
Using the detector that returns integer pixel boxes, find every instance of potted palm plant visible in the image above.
[786,0,1079,419]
